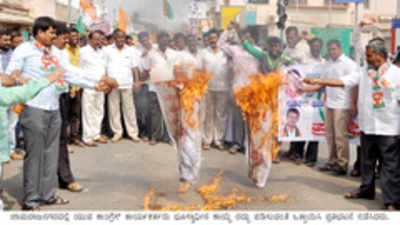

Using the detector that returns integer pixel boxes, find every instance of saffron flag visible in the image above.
[118,8,130,33]
[163,0,174,20]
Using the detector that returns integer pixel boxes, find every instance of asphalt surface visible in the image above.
[1,140,383,211]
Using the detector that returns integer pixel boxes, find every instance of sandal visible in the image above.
[46,196,70,205]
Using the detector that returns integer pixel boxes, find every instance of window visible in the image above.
[248,0,269,3]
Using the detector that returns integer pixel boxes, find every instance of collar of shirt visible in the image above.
[329,54,346,63]
[6,40,61,110]
[111,43,128,52]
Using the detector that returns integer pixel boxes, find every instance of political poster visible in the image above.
[278,64,361,144]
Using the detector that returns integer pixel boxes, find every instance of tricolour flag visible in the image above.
[163,0,174,20]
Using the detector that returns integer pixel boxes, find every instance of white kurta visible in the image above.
[79,45,106,142]
[341,62,400,136]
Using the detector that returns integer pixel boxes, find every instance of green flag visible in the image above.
[164,0,174,20]
[76,16,88,35]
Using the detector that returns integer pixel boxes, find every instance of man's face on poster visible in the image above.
[287,111,299,127]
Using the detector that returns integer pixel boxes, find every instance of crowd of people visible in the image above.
[0,15,399,211]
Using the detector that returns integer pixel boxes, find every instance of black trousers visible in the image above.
[147,91,170,142]
[58,94,75,187]
[68,89,82,141]
[359,133,400,207]
[290,141,319,163]
[134,84,150,138]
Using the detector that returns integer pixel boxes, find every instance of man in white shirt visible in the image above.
[199,29,230,150]
[302,39,358,175]
[104,29,140,143]
[282,26,309,64]
[303,38,400,211]
[80,30,108,146]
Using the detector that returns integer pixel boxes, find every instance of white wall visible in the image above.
[22,0,56,18]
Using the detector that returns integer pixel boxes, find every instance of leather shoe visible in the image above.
[332,164,347,176]
[319,163,333,172]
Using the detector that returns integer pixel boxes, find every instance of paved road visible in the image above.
[1,140,382,211]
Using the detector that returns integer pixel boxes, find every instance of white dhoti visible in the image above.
[202,90,229,146]
[108,88,139,138]
[154,83,202,183]
[82,89,105,142]
[245,109,273,188]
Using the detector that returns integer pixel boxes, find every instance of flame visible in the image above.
[179,70,212,130]
[233,72,282,133]
[143,187,155,211]
[233,72,283,161]
[142,170,291,211]
[165,70,212,131]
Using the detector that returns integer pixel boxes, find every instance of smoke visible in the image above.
[105,0,193,32]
